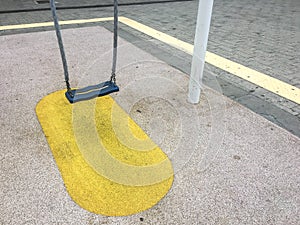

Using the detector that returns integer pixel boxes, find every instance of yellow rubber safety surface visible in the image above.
[36,90,174,216]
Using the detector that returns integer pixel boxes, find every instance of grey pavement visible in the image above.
[1,26,299,225]
[0,0,299,136]
[0,0,191,12]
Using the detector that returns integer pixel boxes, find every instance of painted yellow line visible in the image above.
[205,52,300,104]
[119,17,300,105]
[119,17,194,55]
[36,90,173,216]
[0,17,113,31]
[1,16,299,104]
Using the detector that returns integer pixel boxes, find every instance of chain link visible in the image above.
[110,72,116,84]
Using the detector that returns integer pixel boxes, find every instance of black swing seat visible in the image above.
[65,81,119,103]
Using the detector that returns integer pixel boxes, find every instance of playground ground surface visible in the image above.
[0,25,299,225]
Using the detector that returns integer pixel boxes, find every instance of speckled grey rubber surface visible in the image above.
[0,27,299,225]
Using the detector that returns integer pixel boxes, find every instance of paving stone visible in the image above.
[1,0,192,12]
[236,94,300,135]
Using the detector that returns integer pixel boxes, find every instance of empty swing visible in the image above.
[50,0,120,104]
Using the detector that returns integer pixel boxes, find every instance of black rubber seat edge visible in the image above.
[65,81,119,103]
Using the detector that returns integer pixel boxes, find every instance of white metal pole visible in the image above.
[188,0,214,104]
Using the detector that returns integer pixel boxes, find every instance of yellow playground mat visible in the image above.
[36,90,174,216]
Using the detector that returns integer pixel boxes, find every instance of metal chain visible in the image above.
[111,0,118,84]
[51,0,118,87]
[50,0,71,92]
[110,72,116,83]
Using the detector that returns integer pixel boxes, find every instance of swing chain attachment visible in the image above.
[110,72,117,84]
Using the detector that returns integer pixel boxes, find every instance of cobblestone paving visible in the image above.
[0,0,299,135]
[0,0,191,11]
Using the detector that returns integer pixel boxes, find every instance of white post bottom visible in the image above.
[188,0,214,104]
